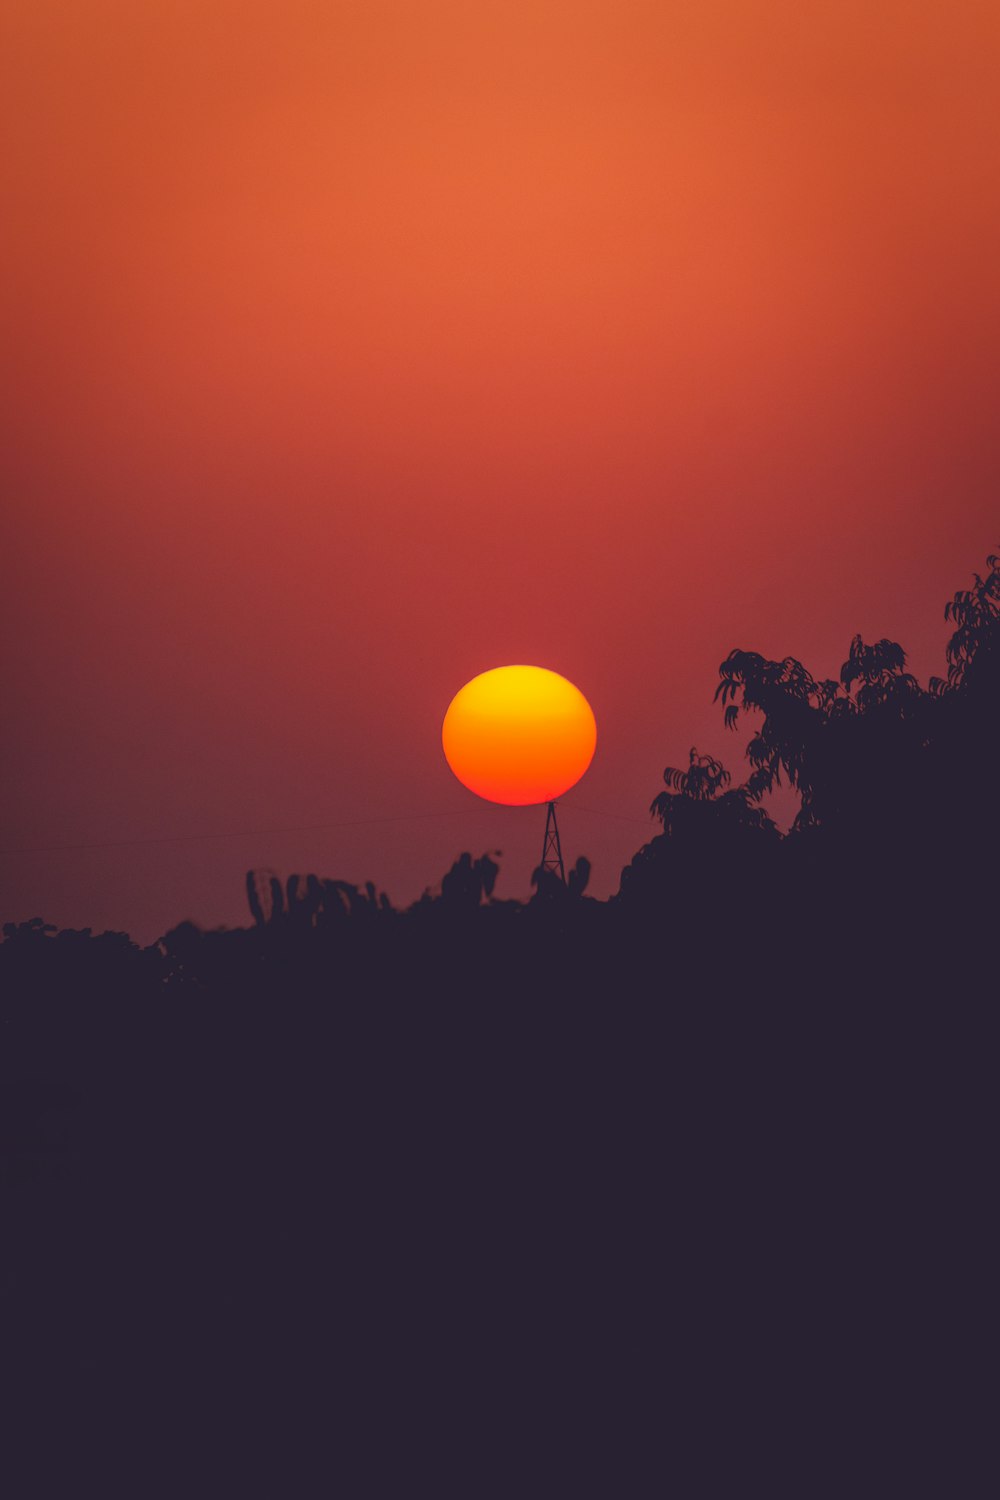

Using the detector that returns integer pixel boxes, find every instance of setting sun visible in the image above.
[442,666,597,806]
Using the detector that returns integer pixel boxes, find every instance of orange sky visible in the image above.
[3,1,999,938]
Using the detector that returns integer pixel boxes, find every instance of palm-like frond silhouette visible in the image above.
[716,623,937,831]
[839,635,921,712]
[652,748,730,809]
[943,552,1000,690]
[649,748,776,839]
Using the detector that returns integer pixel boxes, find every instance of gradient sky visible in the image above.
[3,0,999,941]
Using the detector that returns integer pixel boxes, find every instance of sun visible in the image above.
[442,665,597,806]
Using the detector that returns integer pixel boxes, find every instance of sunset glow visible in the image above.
[442,666,597,806]
[3,1,999,934]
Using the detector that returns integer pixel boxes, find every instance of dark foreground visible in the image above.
[6,553,1000,1490]
[2,889,994,1495]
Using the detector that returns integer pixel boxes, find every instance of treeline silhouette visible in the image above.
[7,549,997,992]
[4,551,997,1488]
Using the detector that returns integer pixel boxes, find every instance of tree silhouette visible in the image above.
[940,550,1000,692]
[716,632,931,837]
[839,634,921,710]
[618,748,778,911]
[653,747,779,834]
[653,748,730,805]
[6,546,1000,987]
[649,748,777,839]
[440,851,499,910]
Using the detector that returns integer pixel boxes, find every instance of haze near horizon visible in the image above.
[3,1,998,940]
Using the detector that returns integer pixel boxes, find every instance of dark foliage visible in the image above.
[3,552,998,1488]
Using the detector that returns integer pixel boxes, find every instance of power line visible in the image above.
[1,808,471,858]
[560,800,653,827]
[2,799,655,859]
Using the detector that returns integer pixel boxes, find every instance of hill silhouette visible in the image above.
[4,551,997,1490]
